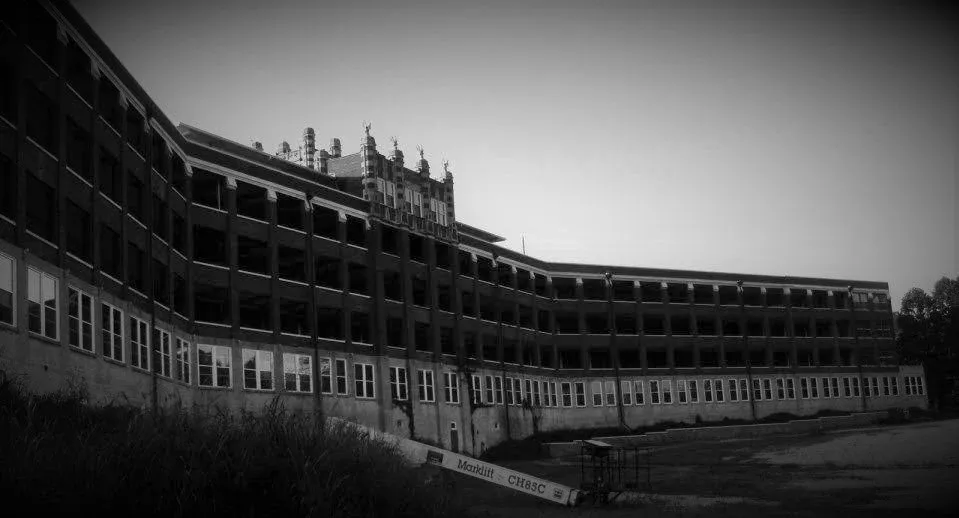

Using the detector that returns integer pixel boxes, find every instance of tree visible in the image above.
[897,276,959,409]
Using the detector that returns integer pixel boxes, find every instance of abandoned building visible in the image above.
[0,0,927,455]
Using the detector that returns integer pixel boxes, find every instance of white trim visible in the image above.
[148,119,188,163]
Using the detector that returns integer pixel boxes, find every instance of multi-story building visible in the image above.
[0,0,927,456]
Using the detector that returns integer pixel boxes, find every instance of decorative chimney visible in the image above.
[318,149,329,176]
[391,136,405,210]
[361,122,377,202]
[329,138,342,158]
[278,141,291,155]
[302,127,316,170]
[416,145,429,177]
[253,141,263,152]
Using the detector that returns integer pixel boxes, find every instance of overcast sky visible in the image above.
[73,0,957,309]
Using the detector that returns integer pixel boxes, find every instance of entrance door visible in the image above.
[449,422,459,453]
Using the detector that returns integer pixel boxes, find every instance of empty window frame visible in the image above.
[727,379,738,402]
[243,349,274,390]
[650,380,661,404]
[319,358,333,394]
[335,358,349,395]
[688,380,699,403]
[155,329,172,378]
[574,382,587,407]
[175,338,191,384]
[471,375,481,404]
[67,286,94,352]
[283,353,312,393]
[198,344,232,388]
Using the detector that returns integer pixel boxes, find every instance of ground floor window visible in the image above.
[853,377,861,397]
[198,344,232,388]
[634,380,645,405]
[485,375,494,403]
[335,358,348,395]
[728,379,739,402]
[831,377,840,398]
[511,378,521,406]
[752,378,762,401]
[67,287,94,351]
[444,372,459,404]
[786,378,795,399]
[283,353,312,393]
[604,380,616,406]
[0,253,14,326]
[155,329,172,378]
[495,377,504,404]
[471,374,481,404]
[739,379,749,401]
[762,378,772,401]
[418,369,435,402]
[320,358,332,394]
[27,267,58,340]
[390,366,409,400]
[574,382,586,407]
[590,381,603,406]
[550,382,558,407]
[561,382,572,407]
[355,363,375,399]
[650,380,661,404]
[622,380,633,405]
[715,379,725,402]
[704,379,714,402]
[810,377,819,398]
[243,349,274,390]
[175,338,191,384]
[677,380,688,404]
[776,378,785,400]
[843,377,851,397]
[871,376,880,397]
[689,380,699,403]
[533,380,541,406]
[801,377,809,399]
[101,303,123,361]
[891,377,899,396]
[130,317,149,370]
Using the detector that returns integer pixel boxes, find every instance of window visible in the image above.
[533,381,541,406]
[418,369,435,402]
[511,378,521,406]
[444,372,460,404]
[622,380,633,405]
[704,379,714,403]
[280,353,311,393]
[130,317,150,370]
[853,376,861,397]
[354,363,375,398]
[842,377,851,397]
[550,382,558,407]
[786,378,795,399]
[801,378,809,399]
[776,378,785,400]
[752,379,762,401]
[495,376,504,404]
[67,287,93,352]
[175,339,191,384]
[198,345,232,388]
[524,379,532,405]
[882,376,890,396]
[591,381,603,406]
[335,359,348,395]
[574,382,586,407]
[484,375,494,403]
[101,303,123,361]
[916,377,924,395]
[604,380,616,406]
[390,366,409,401]
[662,380,673,404]
[243,349,274,390]
[832,377,840,398]
[863,377,872,397]
[810,377,819,398]
[1,255,16,325]
[715,379,725,402]
[27,267,58,339]
[155,329,172,378]
[677,380,688,404]
[728,379,738,402]
[650,380,661,404]
[561,382,572,407]
[634,381,645,405]
[891,377,898,396]
[471,375,481,404]
[320,358,332,394]
[821,377,831,398]
[689,380,699,403]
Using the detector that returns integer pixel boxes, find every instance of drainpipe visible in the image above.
[849,285,867,411]
[305,192,324,425]
[739,281,757,422]
[493,253,511,441]
[606,272,627,430]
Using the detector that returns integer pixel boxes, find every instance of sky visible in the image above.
[73,0,958,310]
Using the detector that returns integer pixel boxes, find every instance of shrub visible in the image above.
[0,377,461,517]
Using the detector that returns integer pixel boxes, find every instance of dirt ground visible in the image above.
[449,419,959,517]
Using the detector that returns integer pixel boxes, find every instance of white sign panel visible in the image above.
[426,449,579,506]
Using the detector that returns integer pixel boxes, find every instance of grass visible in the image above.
[0,373,463,517]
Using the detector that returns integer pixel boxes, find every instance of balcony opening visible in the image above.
[674,349,694,368]
[153,260,168,306]
[460,290,475,316]
[693,284,713,304]
[478,294,495,321]
[537,309,551,332]
[25,174,55,242]
[315,256,341,290]
[476,257,494,282]
[192,169,225,210]
[647,350,667,368]
[193,225,226,266]
[540,346,554,368]
[667,283,688,304]
[173,274,187,315]
[171,155,187,194]
[66,117,92,182]
[412,275,428,307]
[836,320,851,337]
[746,318,764,337]
[812,290,829,308]
[409,233,425,263]
[281,299,310,336]
[589,349,611,369]
[522,344,535,366]
[640,282,662,303]
[351,311,370,343]
[195,283,229,324]
[345,216,366,247]
[414,321,430,351]
[482,334,498,362]
[769,318,787,337]
[437,284,452,312]
[612,280,634,301]
[819,347,836,366]
[696,316,716,336]
[237,236,270,275]
[346,262,368,295]
[794,319,811,337]
[620,348,640,368]
[278,245,306,282]
[700,348,719,367]
[643,314,665,335]
[772,350,791,367]
[790,289,809,308]
[313,205,339,240]
[516,268,532,292]
[722,317,740,336]
[742,286,762,306]
[583,279,605,301]
[585,313,608,334]
[440,327,454,354]
[616,313,637,334]
[749,349,765,366]
[496,263,513,286]
[855,319,871,338]
[555,311,579,334]
[99,225,122,279]
[834,291,849,310]
[557,348,582,369]
[127,173,145,222]
[518,305,533,328]
[458,250,473,276]
[671,315,691,335]
[766,288,784,307]
[815,319,833,338]
[435,242,452,269]
[725,348,745,367]
[501,306,516,326]
[236,182,267,220]
[316,307,343,339]
[239,292,271,330]
[718,285,738,305]
[553,278,577,300]
[534,275,548,297]
[276,193,304,230]
[65,201,91,262]
[152,196,168,241]
[386,317,403,348]
[464,332,478,358]
[127,243,145,292]
[25,83,58,154]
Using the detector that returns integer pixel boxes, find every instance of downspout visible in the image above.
[305,192,324,425]
[849,286,868,411]
[739,281,757,422]
[606,272,627,431]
